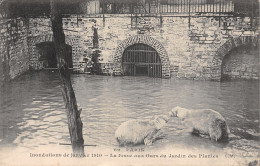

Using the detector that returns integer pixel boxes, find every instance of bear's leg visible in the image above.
[116,137,128,146]
[191,128,201,136]
[143,129,158,146]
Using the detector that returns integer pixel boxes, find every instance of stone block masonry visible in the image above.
[27,18,53,70]
[0,17,53,82]
[0,18,29,82]
[0,14,259,82]
[62,14,259,81]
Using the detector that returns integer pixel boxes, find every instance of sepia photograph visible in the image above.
[0,0,259,165]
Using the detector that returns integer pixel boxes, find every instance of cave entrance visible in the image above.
[36,42,73,68]
[221,45,259,81]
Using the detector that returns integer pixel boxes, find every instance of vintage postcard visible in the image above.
[0,0,259,165]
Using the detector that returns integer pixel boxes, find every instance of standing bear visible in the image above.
[115,112,173,146]
[171,106,229,142]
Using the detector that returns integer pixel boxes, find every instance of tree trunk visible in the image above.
[50,0,84,154]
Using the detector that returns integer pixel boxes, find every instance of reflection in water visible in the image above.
[0,71,259,162]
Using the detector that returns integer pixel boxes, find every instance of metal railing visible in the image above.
[82,0,235,15]
[1,0,258,19]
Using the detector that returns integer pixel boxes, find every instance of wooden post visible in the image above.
[76,14,79,27]
[219,0,221,27]
[102,0,105,27]
[188,0,191,29]
[250,0,253,29]
[131,3,133,28]
[50,0,84,155]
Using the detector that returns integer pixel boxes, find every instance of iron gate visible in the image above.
[122,43,162,78]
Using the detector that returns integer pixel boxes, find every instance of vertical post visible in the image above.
[177,0,179,12]
[76,14,79,27]
[199,0,201,12]
[50,0,84,155]
[95,0,96,14]
[212,1,215,13]
[130,3,133,28]
[250,0,253,29]
[219,0,221,27]
[222,0,224,13]
[102,0,105,27]
[206,0,208,12]
[149,0,151,13]
[173,0,175,13]
[180,0,182,13]
[203,0,205,12]
[158,0,163,27]
[188,0,190,29]
[157,0,159,13]
[226,0,229,13]
[194,0,196,12]
[170,0,172,13]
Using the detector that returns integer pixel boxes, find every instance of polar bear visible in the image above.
[171,106,229,142]
[115,112,173,146]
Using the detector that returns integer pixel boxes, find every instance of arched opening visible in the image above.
[122,43,162,78]
[36,42,73,68]
[221,45,259,81]
[114,35,170,78]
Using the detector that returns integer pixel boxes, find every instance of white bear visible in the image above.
[115,112,173,146]
[171,106,229,142]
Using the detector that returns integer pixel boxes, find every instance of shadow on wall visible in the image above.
[221,45,259,81]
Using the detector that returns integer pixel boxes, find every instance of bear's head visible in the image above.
[171,106,182,117]
[153,115,169,130]
[171,106,189,120]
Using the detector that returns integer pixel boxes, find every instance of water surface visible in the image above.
[0,71,259,163]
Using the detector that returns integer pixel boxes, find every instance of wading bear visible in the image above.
[115,112,173,146]
[171,106,229,142]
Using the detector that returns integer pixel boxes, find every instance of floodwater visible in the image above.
[0,71,259,165]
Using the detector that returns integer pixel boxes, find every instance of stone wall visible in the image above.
[0,18,29,82]
[0,14,258,82]
[27,17,53,70]
[0,17,53,82]
[188,16,259,81]
[62,14,259,80]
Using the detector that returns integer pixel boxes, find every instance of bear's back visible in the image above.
[115,119,155,145]
[189,109,225,121]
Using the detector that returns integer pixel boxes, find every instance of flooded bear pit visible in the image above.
[0,71,259,165]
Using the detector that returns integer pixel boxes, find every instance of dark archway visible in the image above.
[122,43,162,78]
[221,45,259,81]
[212,36,259,81]
[36,42,73,68]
